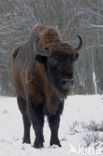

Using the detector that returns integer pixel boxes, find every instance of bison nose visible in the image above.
[61,79,74,88]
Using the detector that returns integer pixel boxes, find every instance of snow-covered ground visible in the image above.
[0,95,103,156]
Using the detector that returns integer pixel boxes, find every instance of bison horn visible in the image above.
[74,35,83,52]
[35,37,50,56]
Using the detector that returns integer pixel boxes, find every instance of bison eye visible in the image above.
[45,47,49,50]
[48,58,57,68]
[74,53,79,61]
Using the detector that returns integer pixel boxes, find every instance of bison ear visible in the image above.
[74,53,79,61]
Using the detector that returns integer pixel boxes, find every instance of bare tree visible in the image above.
[0,0,103,95]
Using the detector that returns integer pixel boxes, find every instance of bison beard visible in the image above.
[12,25,82,148]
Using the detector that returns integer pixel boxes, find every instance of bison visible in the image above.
[12,25,82,148]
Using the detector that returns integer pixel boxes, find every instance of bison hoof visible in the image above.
[34,140,43,148]
[34,142,43,148]
[23,139,31,144]
[50,138,61,147]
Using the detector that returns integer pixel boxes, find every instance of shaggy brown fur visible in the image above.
[12,46,21,61]
[29,25,62,49]
[12,25,81,148]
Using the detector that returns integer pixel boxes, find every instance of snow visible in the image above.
[0,95,103,156]
[88,24,103,28]
[92,71,98,94]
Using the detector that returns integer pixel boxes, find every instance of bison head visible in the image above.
[35,36,82,95]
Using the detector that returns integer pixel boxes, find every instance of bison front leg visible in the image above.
[48,114,61,147]
[29,98,44,148]
[32,112,44,148]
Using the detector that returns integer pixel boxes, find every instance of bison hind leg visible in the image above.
[17,97,31,144]
[22,113,31,144]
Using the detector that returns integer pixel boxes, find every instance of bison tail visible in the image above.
[11,47,21,62]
